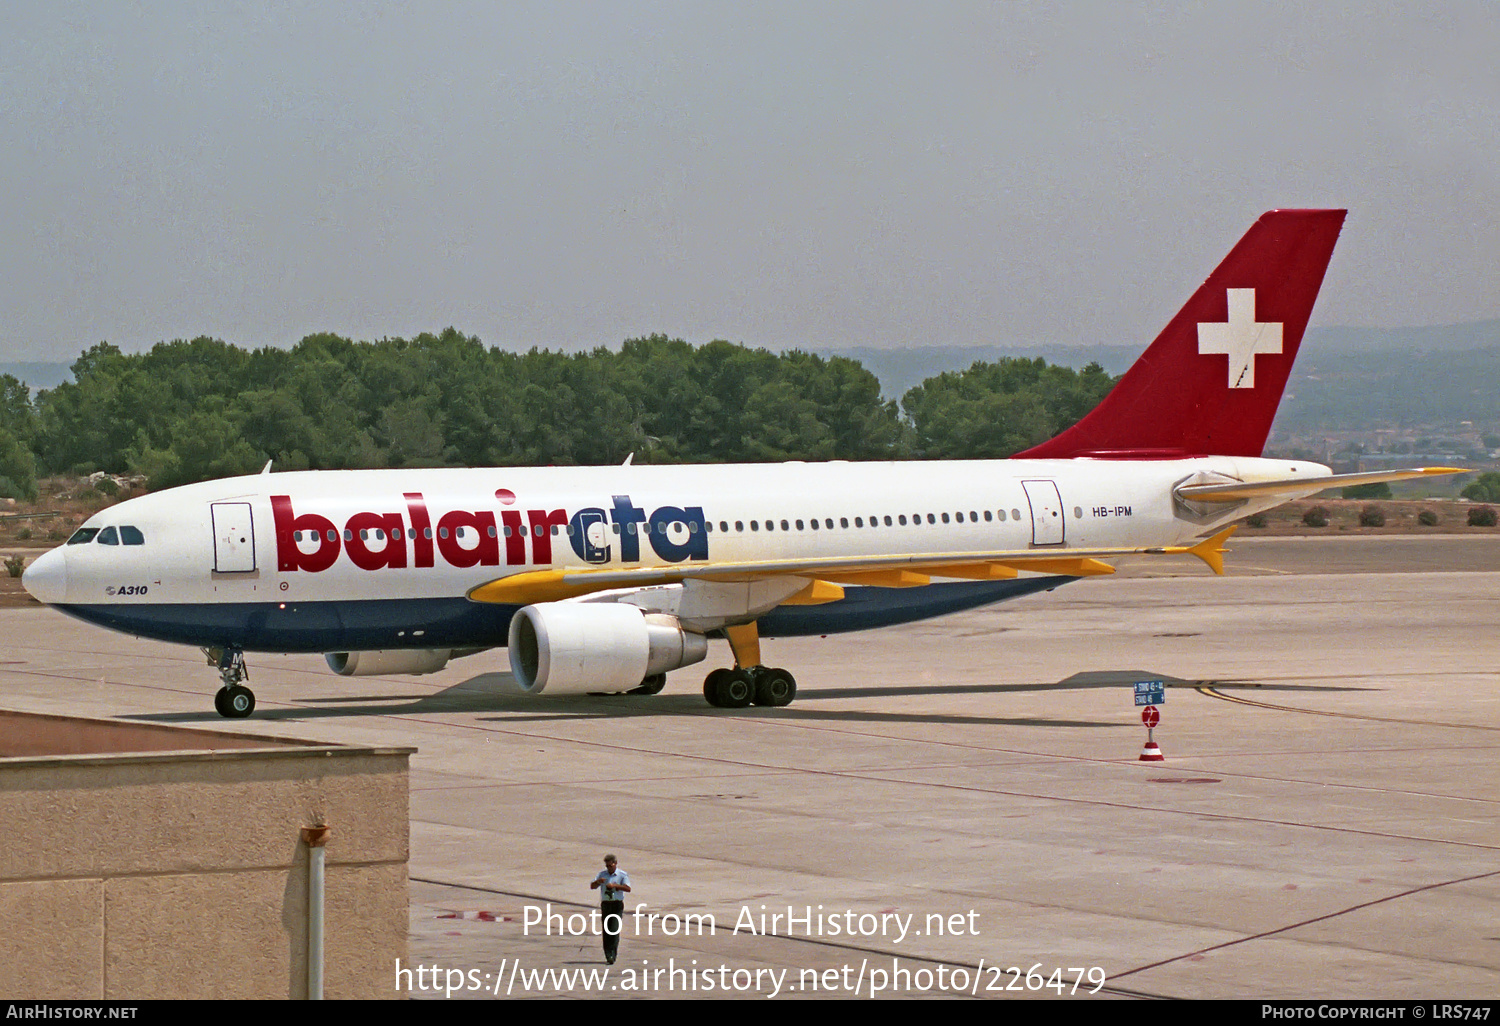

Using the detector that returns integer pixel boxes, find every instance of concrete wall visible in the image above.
[0,714,411,1000]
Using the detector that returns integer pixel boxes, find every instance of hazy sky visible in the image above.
[3,2,1496,361]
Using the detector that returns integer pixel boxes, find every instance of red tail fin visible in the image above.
[1017,209,1346,459]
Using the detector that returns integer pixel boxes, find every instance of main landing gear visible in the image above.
[701,622,797,709]
[206,647,256,718]
[702,666,797,708]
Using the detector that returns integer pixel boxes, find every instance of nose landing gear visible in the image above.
[205,647,256,718]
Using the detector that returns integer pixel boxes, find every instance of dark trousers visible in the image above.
[601,900,624,961]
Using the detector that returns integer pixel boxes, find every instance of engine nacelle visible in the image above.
[508,602,707,695]
[325,649,452,676]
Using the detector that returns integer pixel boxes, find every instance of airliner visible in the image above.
[21,209,1457,717]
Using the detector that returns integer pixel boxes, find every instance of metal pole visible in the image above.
[301,825,331,1000]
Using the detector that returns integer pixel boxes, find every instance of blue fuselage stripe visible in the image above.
[53,577,1073,653]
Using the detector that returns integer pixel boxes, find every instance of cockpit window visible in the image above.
[65,525,145,546]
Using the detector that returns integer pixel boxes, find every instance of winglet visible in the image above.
[1172,526,1237,575]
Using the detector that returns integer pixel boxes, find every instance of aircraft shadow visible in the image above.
[121,667,1369,727]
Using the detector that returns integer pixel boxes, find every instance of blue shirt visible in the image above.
[596,868,630,901]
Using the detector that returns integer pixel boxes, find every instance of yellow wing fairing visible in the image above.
[1156,525,1237,576]
[780,580,847,605]
[465,537,1242,606]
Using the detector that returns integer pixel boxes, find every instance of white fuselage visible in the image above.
[23,455,1326,656]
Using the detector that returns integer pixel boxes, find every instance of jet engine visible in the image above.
[508,602,707,694]
[325,649,453,676]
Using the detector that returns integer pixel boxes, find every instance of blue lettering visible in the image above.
[610,495,648,562]
[569,508,611,563]
[647,505,708,562]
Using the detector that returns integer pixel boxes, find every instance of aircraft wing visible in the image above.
[466,528,1239,605]
[1175,466,1462,503]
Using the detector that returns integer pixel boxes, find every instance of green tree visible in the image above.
[901,358,1116,459]
[0,430,37,500]
[1462,472,1500,504]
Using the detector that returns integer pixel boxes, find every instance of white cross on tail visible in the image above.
[1196,288,1283,388]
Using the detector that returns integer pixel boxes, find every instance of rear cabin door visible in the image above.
[1021,480,1065,546]
[211,502,257,573]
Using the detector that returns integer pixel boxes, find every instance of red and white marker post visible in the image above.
[1139,705,1164,761]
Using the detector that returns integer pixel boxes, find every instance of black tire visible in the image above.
[753,667,797,707]
[719,669,754,709]
[213,688,232,717]
[222,685,255,718]
[630,673,668,696]
[703,668,732,707]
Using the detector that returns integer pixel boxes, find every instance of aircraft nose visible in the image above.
[21,548,67,605]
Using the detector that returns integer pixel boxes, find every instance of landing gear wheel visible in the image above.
[630,673,668,696]
[752,667,797,707]
[215,684,255,719]
[718,669,755,709]
[703,668,732,707]
[208,646,253,717]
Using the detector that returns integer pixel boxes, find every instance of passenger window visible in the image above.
[121,526,145,545]
[67,528,100,545]
[97,526,119,545]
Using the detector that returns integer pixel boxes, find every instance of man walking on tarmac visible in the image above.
[590,853,631,964]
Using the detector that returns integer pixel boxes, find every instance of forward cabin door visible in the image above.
[1021,480,1065,546]
[211,502,257,573]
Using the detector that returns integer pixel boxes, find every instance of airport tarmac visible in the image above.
[0,535,1496,1000]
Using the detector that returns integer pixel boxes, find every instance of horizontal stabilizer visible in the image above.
[1175,466,1463,503]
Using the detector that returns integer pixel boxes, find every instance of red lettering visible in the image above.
[527,509,569,565]
[271,495,340,573]
[499,509,526,565]
[404,493,434,568]
[345,512,408,571]
[436,510,499,568]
